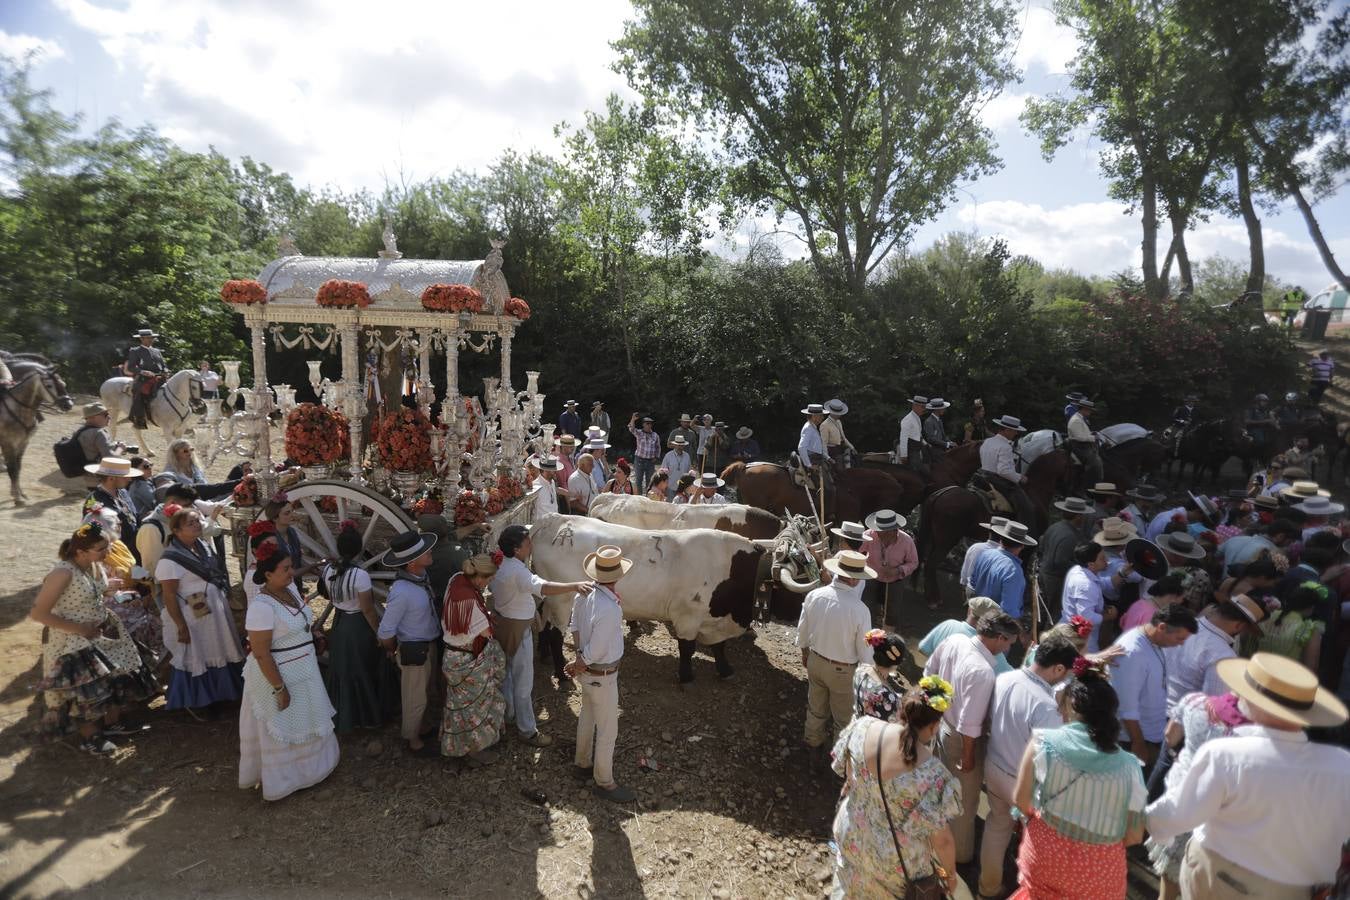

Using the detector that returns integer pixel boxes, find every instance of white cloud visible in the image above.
[1014,6,1077,76]
[0,30,67,62]
[980,91,1032,132]
[50,0,635,188]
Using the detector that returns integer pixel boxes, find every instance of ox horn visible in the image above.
[777,567,819,593]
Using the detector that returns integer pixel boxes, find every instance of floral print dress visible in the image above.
[851,664,906,723]
[830,716,961,898]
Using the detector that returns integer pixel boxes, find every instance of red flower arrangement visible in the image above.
[496,471,525,503]
[1072,656,1109,679]
[504,297,531,320]
[232,474,259,507]
[1068,615,1093,639]
[412,491,444,517]
[421,283,484,313]
[254,540,280,563]
[247,519,277,540]
[220,279,267,306]
[454,490,486,527]
[371,407,433,471]
[285,403,351,466]
[316,279,371,309]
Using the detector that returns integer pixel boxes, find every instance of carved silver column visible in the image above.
[499,323,513,392]
[340,323,364,479]
[249,321,277,497]
[416,327,434,422]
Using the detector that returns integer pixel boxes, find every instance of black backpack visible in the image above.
[54,425,95,478]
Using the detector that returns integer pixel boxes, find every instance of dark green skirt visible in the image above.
[323,609,400,734]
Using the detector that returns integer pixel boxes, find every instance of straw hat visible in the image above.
[1282,480,1331,499]
[536,455,560,471]
[1126,484,1165,502]
[1217,653,1347,728]
[83,401,109,419]
[1093,517,1137,547]
[1229,593,1266,624]
[1295,496,1345,517]
[583,544,633,584]
[865,509,906,531]
[967,596,1001,619]
[735,426,753,440]
[380,530,438,567]
[801,402,827,416]
[925,397,951,411]
[830,521,867,542]
[1281,466,1309,480]
[84,456,143,478]
[990,520,1037,547]
[668,435,689,449]
[823,550,877,580]
[1087,482,1120,497]
[1251,495,1279,511]
[132,328,158,339]
[907,395,930,406]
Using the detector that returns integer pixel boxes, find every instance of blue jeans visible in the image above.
[634,457,657,494]
[502,629,537,736]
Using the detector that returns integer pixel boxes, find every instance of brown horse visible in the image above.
[855,455,927,514]
[929,441,984,490]
[915,448,1070,609]
[1101,437,1168,491]
[721,461,904,524]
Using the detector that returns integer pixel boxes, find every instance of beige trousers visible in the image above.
[1181,841,1311,900]
[575,671,620,788]
[977,763,1019,897]
[398,645,438,741]
[804,652,856,747]
[935,721,985,865]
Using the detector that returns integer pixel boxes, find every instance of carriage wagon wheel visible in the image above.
[284,479,415,601]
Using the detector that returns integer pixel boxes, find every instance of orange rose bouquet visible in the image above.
[316,279,371,309]
[421,284,485,313]
[221,279,267,305]
[284,403,350,466]
[504,297,531,320]
[232,474,258,507]
[453,490,486,527]
[372,407,433,471]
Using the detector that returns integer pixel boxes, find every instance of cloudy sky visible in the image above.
[2,0,1346,293]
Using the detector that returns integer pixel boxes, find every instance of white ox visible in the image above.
[530,513,817,683]
[588,493,782,540]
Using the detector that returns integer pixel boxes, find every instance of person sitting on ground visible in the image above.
[439,554,506,769]
[162,438,239,501]
[75,402,122,470]
[125,456,157,518]
[852,629,910,723]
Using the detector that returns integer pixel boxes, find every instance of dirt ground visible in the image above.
[0,403,1163,899]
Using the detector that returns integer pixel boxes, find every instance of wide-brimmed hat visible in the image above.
[696,472,725,490]
[679,413,692,423]
[641,416,654,424]
[925,397,951,411]
[536,455,560,471]
[967,596,1002,619]
[380,530,438,567]
[1281,466,1309,480]
[907,395,930,406]
[584,426,607,440]
[1054,496,1093,516]
[1295,496,1345,517]
[1282,480,1331,499]
[83,401,109,418]
[1093,517,1137,546]
[865,509,906,532]
[1126,484,1165,502]
[1065,392,1086,403]
[586,438,612,451]
[1189,492,1220,525]
[1087,482,1121,497]
[1075,398,1096,410]
[592,400,604,408]
[801,403,826,416]
[1251,494,1279,511]
[735,426,753,440]
[1125,538,1169,579]
[830,521,867,542]
[825,398,848,416]
[564,400,578,408]
[583,544,633,584]
[668,435,689,449]
[84,456,143,478]
[132,328,158,339]
[1157,531,1205,560]
[990,520,1036,546]
[556,434,578,448]
[979,515,1010,532]
[1217,653,1347,728]
[823,550,877,580]
[1229,593,1266,624]
[991,415,1026,432]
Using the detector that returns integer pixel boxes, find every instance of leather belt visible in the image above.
[585,664,620,676]
[811,649,854,667]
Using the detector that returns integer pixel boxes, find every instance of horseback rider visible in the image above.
[1066,397,1104,489]
[979,414,1035,527]
[820,398,856,465]
[797,402,831,492]
[123,328,167,430]
[1245,393,1278,447]
[896,394,928,474]
[1064,391,1086,421]
[961,398,988,444]
[1167,393,1200,455]
[922,397,955,455]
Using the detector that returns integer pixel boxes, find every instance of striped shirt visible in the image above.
[1031,723,1147,844]
[1309,357,1335,381]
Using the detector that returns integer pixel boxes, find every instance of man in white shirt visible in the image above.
[567,453,597,515]
[959,517,1007,597]
[567,544,635,804]
[1164,595,1264,713]
[689,472,727,505]
[796,550,876,772]
[1147,654,1350,899]
[977,633,1077,898]
[896,395,928,471]
[1066,397,1103,487]
[197,360,221,399]
[531,456,560,518]
[923,610,1022,864]
[660,436,693,498]
[584,435,611,492]
[979,414,1034,527]
[1113,606,1197,767]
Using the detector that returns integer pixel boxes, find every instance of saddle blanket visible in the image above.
[1098,422,1151,447]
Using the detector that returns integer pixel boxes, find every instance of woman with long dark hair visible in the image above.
[1010,661,1147,899]
[320,521,399,733]
[830,679,961,897]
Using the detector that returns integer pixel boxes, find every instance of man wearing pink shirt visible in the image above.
[860,509,918,623]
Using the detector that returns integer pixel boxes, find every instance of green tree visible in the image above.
[615,0,1018,294]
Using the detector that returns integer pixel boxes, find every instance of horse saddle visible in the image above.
[967,471,1014,516]
[786,452,811,488]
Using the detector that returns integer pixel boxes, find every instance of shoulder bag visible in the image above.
[875,728,946,900]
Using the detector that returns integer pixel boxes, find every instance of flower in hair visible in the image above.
[490,549,505,568]
[339,519,358,532]
[1068,615,1093,639]
[254,540,279,562]
[917,674,954,712]
[272,490,288,503]
[1299,580,1329,602]
[162,503,183,518]
[74,521,102,539]
[1072,655,1109,679]
[247,519,277,538]
[865,628,887,648]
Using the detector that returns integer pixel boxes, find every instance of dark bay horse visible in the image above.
[915,448,1070,609]
[0,355,75,505]
[855,455,927,514]
[721,461,904,525]
[928,441,983,490]
[1101,438,1168,491]
[1167,419,1253,485]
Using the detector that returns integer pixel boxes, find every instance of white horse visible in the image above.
[100,368,204,455]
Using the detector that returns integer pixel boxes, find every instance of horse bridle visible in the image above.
[153,372,206,427]
[1,367,70,422]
